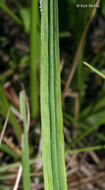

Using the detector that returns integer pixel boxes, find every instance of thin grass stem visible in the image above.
[83,61,105,79]
[19,91,31,190]
[0,0,22,25]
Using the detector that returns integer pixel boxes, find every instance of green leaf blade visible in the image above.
[19,91,31,190]
[83,61,105,79]
[40,0,67,190]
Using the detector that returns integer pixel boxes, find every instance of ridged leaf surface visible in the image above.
[40,0,67,189]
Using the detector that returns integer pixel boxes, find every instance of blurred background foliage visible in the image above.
[0,0,105,189]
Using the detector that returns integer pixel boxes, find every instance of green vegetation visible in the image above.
[30,0,40,119]
[40,0,67,189]
[0,0,105,189]
[19,91,31,190]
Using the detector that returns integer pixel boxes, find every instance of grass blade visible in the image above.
[66,144,105,154]
[19,91,30,190]
[69,117,105,148]
[30,0,40,119]
[83,61,105,79]
[0,185,12,190]
[0,157,41,173]
[63,112,105,143]
[0,0,22,25]
[0,143,20,159]
[40,0,67,189]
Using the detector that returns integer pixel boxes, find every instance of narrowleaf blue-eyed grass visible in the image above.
[1,0,105,189]
[40,0,67,189]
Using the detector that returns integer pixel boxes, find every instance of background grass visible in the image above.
[0,0,105,189]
